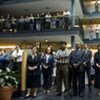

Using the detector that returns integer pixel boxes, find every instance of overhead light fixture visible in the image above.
[84,1,100,5]
[0,45,15,49]
[91,1,100,4]
[45,39,48,42]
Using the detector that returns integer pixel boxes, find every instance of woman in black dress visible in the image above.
[25,46,41,98]
[94,44,100,95]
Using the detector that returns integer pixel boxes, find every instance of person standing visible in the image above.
[90,54,95,89]
[11,44,23,72]
[94,44,100,95]
[25,46,41,98]
[63,9,70,30]
[11,44,23,97]
[69,42,85,97]
[40,12,46,30]
[42,47,55,94]
[95,25,100,39]
[45,12,51,29]
[83,44,92,90]
[56,42,70,96]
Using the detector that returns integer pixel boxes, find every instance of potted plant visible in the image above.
[0,67,19,100]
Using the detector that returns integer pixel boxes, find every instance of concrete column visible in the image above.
[21,51,27,96]
[71,0,75,48]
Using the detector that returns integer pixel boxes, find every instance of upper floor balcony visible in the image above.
[0,15,84,45]
[80,0,100,17]
[0,15,83,36]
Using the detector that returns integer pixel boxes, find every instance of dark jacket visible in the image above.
[94,51,100,66]
[69,49,85,72]
[94,51,100,89]
[42,54,55,74]
[27,54,41,76]
[83,49,92,68]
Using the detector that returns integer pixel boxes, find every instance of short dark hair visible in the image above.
[45,47,53,55]
[97,44,100,50]
[31,46,38,50]
[16,44,21,48]
[60,41,67,45]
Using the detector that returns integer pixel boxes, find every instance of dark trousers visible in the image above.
[12,62,22,97]
[84,66,92,88]
[56,64,69,93]
[68,67,73,89]
[64,17,69,30]
[96,32,99,39]
[41,20,45,30]
[13,62,21,72]
[43,71,52,90]
[72,69,85,94]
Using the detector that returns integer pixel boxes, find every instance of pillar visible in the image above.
[21,51,27,96]
[71,0,75,48]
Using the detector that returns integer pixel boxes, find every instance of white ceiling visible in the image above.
[0,0,83,17]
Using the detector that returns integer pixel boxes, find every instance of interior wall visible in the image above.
[0,0,83,17]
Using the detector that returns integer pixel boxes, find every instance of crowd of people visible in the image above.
[0,42,100,98]
[0,9,71,33]
[88,25,100,40]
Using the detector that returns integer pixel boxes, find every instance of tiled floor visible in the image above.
[13,87,100,100]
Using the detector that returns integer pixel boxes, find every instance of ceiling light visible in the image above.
[0,45,15,49]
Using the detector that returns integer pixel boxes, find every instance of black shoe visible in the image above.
[70,92,77,96]
[63,89,69,93]
[32,96,36,98]
[79,93,84,97]
[24,95,30,99]
[89,86,92,91]
[63,90,69,95]
[56,93,62,96]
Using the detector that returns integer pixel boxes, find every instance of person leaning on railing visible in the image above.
[0,12,80,32]
[63,9,70,30]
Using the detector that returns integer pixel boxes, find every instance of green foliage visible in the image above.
[0,68,20,88]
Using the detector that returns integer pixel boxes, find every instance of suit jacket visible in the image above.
[27,54,41,76]
[94,51,100,67]
[83,49,92,68]
[69,49,85,72]
[42,54,55,73]
[0,55,7,70]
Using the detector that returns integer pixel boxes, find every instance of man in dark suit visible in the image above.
[69,42,85,97]
[83,44,92,90]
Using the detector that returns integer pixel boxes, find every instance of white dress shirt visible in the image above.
[12,49,24,62]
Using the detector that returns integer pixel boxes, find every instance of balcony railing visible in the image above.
[0,16,82,31]
[0,15,84,39]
